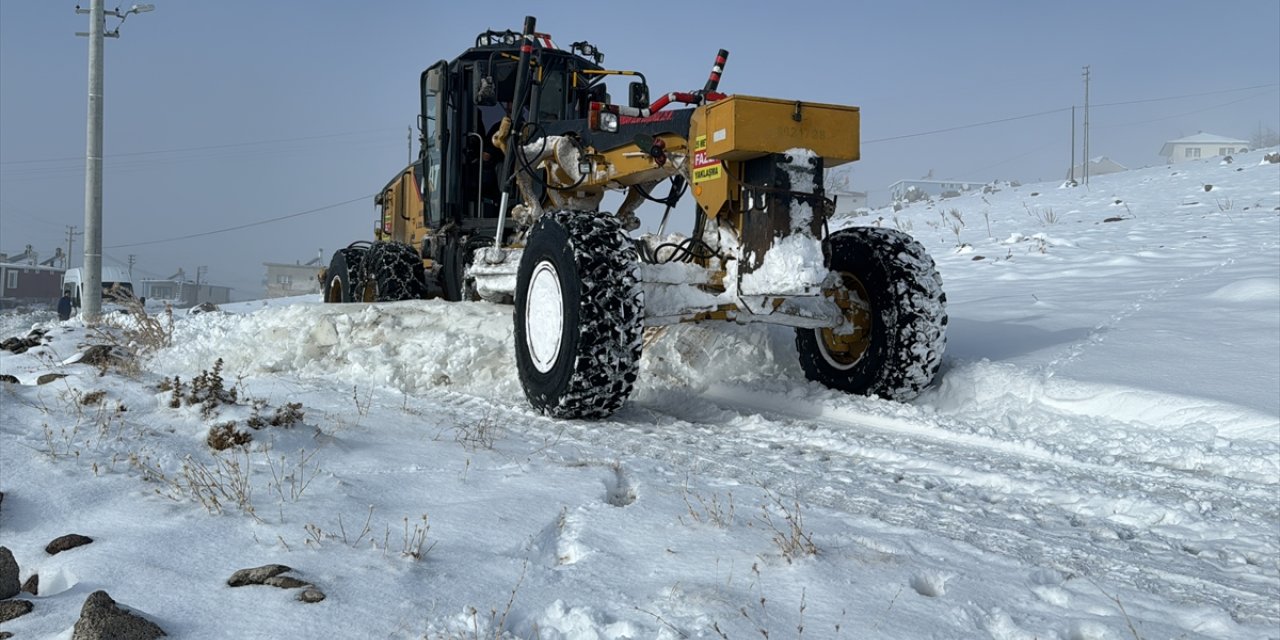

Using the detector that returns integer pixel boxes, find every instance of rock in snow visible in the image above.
[72,590,165,640]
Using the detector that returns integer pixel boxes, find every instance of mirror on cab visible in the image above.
[628,81,649,110]
[473,64,497,106]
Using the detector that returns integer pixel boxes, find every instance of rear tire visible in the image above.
[514,211,643,419]
[324,246,367,303]
[362,241,429,302]
[795,227,947,401]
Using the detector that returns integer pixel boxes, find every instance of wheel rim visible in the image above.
[525,260,564,374]
[816,271,873,370]
[328,275,344,302]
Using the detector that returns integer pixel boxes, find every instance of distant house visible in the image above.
[888,179,984,204]
[831,189,868,216]
[1159,132,1249,164]
[0,262,65,307]
[139,270,231,307]
[264,256,324,298]
[1066,156,1127,181]
[0,244,67,307]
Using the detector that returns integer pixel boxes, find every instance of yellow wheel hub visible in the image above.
[327,275,343,303]
[819,271,872,365]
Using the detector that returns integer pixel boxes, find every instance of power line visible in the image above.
[1096,91,1275,130]
[1091,82,1278,109]
[864,106,1072,144]
[0,138,399,182]
[863,81,1278,145]
[0,128,402,166]
[106,194,375,249]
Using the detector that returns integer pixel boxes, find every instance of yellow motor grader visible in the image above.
[322,16,947,419]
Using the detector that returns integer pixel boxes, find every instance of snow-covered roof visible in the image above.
[1163,132,1249,145]
[262,261,324,269]
[1066,156,1127,179]
[1159,132,1250,156]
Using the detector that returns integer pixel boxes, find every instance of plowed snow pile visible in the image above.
[3,150,1277,638]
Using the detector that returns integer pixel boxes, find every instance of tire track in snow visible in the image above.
[1043,255,1236,377]
[538,386,1280,627]
[169,300,1278,625]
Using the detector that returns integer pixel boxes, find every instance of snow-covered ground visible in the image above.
[2,150,1277,639]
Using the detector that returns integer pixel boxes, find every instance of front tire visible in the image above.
[796,227,947,401]
[514,211,643,419]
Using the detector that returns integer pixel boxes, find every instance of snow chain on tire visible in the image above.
[514,211,644,419]
[796,226,947,401]
[361,241,429,302]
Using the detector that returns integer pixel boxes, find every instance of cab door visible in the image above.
[420,60,449,228]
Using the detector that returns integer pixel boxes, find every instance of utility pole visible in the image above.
[75,0,154,322]
[127,254,136,280]
[195,265,206,304]
[1069,106,1076,185]
[1081,65,1091,186]
[65,225,82,269]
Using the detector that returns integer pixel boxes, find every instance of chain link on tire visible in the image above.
[795,226,947,401]
[514,211,644,419]
[361,241,429,302]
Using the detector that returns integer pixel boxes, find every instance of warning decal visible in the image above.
[692,135,723,184]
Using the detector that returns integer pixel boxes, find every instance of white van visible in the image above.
[62,267,135,307]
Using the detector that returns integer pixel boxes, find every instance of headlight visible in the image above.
[600,111,619,133]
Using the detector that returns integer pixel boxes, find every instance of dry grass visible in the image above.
[400,514,434,560]
[249,400,305,429]
[680,478,736,528]
[757,490,818,563]
[79,389,107,406]
[207,421,252,450]
[304,505,376,550]
[131,450,258,520]
[455,409,501,451]
[459,559,528,640]
[267,448,320,504]
[1024,203,1060,225]
[92,298,174,372]
[945,208,965,246]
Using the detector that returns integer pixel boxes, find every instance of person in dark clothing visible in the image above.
[57,290,73,321]
[464,104,509,216]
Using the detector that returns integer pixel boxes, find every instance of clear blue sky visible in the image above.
[2,0,1277,296]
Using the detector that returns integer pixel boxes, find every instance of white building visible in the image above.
[1067,156,1127,181]
[264,258,324,298]
[831,189,868,216]
[138,270,232,307]
[888,179,985,204]
[1159,132,1249,164]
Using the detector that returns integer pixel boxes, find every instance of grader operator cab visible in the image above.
[322,16,947,419]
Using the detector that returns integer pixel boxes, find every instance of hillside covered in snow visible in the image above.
[1,149,1277,638]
